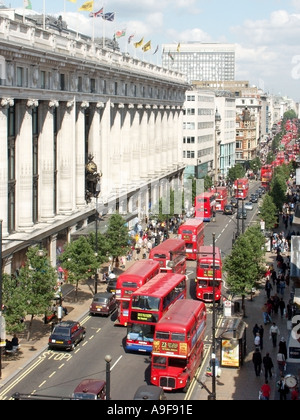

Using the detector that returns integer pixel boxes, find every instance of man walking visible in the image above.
[269,322,280,348]
[252,348,262,377]
[262,352,274,381]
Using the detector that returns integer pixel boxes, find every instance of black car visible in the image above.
[230,197,238,208]
[237,208,247,219]
[223,204,235,215]
[48,320,86,351]
[106,278,117,294]
[255,189,262,198]
[250,194,258,203]
[133,385,167,400]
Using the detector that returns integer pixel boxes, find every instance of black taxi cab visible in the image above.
[48,320,86,351]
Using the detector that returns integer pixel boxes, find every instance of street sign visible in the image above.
[223,300,232,317]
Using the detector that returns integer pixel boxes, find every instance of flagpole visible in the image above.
[92,3,95,43]
[43,0,45,30]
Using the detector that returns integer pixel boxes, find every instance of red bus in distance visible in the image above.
[149,238,186,275]
[115,260,160,327]
[195,245,222,304]
[126,273,187,353]
[260,165,273,191]
[177,218,205,260]
[151,299,206,392]
[194,192,216,222]
[234,178,249,200]
[214,186,228,212]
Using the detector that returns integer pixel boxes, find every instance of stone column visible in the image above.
[39,100,59,222]
[122,104,133,186]
[17,99,38,231]
[0,98,12,236]
[147,106,156,177]
[154,105,162,174]
[139,105,149,179]
[57,99,76,215]
[131,105,140,182]
[76,101,89,208]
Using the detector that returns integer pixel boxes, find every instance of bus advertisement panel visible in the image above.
[115,260,160,327]
[234,178,249,200]
[177,218,205,260]
[215,186,228,212]
[126,273,187,353]
[151,299,206,392]
[149,238,186,275]
[194,192,216,222]
[196,246,222,303]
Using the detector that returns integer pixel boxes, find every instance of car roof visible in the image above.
[93,292,114,299]
[133,385,165,400]
[55,320,78,328]
[73,379,106,394]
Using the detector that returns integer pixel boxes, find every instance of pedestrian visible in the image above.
[265,279,273,299]
[276,351,286,375]
[252,348,262,377]
[253,323,259,338]
[291,387,299,400]
[254,332,261,349]
[279,298,286,318]
[269,322,280,348]
[262,352,274,381]
[259,325,264,350]
[260,380,271,400]
[277,377,290,400]
[278,337,287,360]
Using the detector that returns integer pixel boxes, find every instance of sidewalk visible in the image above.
[198,242,297,400]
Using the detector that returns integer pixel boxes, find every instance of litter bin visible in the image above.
[234,302,240,313]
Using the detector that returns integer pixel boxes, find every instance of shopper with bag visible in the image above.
[277,351,286,375]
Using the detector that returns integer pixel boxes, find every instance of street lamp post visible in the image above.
[211,232,217,400]
[214,109,222,187]
[105,354,112,400]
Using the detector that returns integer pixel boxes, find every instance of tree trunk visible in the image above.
[242,294,246,318]
[26,314,34,341]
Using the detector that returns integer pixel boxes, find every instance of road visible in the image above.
[0,182,262,400]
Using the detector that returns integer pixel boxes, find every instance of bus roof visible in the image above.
[149,238,185,254]
[196,192,215,198]
[178,218,204,228]
[117,260,160,283]
[198,246,221,259]
[131,273,186,298]
[155,299,205,332]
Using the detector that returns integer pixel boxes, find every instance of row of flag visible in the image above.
[23,0,181,58]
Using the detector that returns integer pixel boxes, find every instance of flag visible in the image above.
[134,37,144,48]
[102,12,115,21]
[128,34,135,44]
[168,51,174,61]
[24,0,32,9]
[67,0,77,3]
[153,45,159,55]
[177,43,181,52]
[78,0,94,11]
[142,40,151,52]
[115,29,126,38]
[89,7,103,18]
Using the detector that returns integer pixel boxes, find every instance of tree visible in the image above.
[2,273,28,334]
[15,246,57,340]
[270,174,287,211]
[260,194,278,230]
[223,233,262,317]
[60,236,98,296]
[105,213,131,265]
[227,164,245,183]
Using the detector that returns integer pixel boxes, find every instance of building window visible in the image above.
[236,141,242,149]
[186,151,195,159]
[91,78,96,93]
[41,71,46,89]
[114,82,118,95]
[60,74,65,91]
[17,67,23,87]
[78,76,82,92]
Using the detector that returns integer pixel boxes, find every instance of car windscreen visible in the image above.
[93,297,108,304]
[73,393,97,400]
[53,327,70,336]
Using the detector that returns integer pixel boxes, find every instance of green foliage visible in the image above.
[60,236,98,289]
[105,213,131,259]
[250,158,261,172]
[270,174,287,210]
[3,246,57,334]
[260,194,278,230]
[227,164,245,183]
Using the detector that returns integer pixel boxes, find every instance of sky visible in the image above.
[3,0,300,101]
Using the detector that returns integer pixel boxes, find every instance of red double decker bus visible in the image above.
[195,245,222,303]
[126,273,187,353]
[115,260,160,327]
[260,165,273,190]
[194,192,216,222]
[215,186,228,212]
[149,238,186,275]
[234,178,249,200]
[177,219,205,260]
[151,299,206,392]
